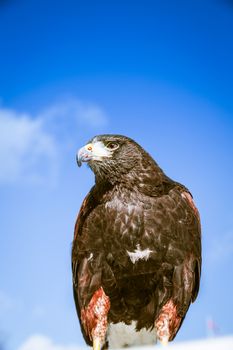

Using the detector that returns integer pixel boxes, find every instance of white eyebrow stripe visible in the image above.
[92,141,112,158]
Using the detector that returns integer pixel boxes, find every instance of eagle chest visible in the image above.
[82,190,158,270]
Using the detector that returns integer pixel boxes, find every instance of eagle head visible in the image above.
[77,134,150,183]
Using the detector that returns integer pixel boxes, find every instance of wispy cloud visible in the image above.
[39,98,108,128]
[206,229,233,266]
[0,98,108,185]
[32,305,47,318]
[0,107,58,185]
[0,290,15,311]
[17,335,83,350]
[0,290,23,313]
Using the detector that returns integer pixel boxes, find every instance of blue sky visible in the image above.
[0,1,233,349]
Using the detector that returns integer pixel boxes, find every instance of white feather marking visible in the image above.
[127,244,153,264]
[127,204,135,215]
[87,253,93,261]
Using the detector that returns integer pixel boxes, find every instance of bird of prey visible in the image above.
[72,134,201,350]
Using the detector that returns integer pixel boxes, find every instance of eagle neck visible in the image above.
[94,162,167,192]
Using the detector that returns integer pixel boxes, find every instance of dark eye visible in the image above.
[106,142,119,150]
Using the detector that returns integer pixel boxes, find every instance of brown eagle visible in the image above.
[72,134,201,350]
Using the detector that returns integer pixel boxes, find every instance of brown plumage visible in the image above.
[72,134,201,349]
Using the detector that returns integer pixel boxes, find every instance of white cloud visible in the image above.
[17,335,83,350]
[0,108,58,185]
[17,334,233,350]
[152,336,233,350]
[0,98,108,185]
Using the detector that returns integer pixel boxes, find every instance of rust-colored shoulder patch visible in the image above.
[181,192,200,221]
[74,193,91,240]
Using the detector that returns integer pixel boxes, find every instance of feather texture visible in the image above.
[72,135,201,348]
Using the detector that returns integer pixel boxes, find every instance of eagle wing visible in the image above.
[72,189,98,345]
[134,185,201,335]
[72,187,116,346]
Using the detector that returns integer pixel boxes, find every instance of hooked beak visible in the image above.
[76,141,112,167]
[76,144,93,167]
